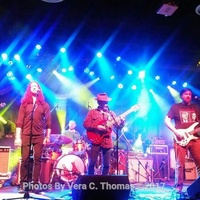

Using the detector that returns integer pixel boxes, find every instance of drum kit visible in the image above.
[41,134,126,185]
[41,134,89,184]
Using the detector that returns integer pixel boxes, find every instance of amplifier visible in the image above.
[185,159,197,180]
[0,146,10,173]
[149,145,168,155]
[128,155,153,183]
[151,137,166,145]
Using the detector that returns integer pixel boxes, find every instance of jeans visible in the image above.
[87,145,112,175]
[174,139,200,186]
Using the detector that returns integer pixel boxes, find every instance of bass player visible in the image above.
[83,93,125,175]
[165,88,200,193]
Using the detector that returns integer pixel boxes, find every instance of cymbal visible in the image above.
[50,134,72,145]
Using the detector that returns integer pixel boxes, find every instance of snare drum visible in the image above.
[73,139,86,155]
[54,154,85,183]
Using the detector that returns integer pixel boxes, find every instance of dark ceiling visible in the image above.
[1,0,200,95]
[0,0,200,136]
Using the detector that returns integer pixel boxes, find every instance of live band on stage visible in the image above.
[11,132,189,186]
[0,107,197,189]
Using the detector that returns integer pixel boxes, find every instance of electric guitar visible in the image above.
[174,122,200,146]
[87,104,140,145]
[0,103,6,108]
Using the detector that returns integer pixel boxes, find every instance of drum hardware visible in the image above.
[73,139,86,155]
[50,134,73,145]
[50,154,86,184]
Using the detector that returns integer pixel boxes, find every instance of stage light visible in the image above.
[1,53,8,61]
[118,83,123,89]
[26,74,32,80]
[131,85,137,90]
[172,81,176,85]
[84,68,90,73]
[60,47,66,53]
[7,71,15,80]
[26,65,31,68]
[96,52,102,58]
[35,44,42,50]
[149,89,153,93]
[68,66,74,71]
[155,75,160,80]
[14,54,20,61]
[128,70,133,75]
[157,2,178,16]
[89,71,94,76]
[116,56,121,61]
[138,70,145,79]
[37,68,42,73]
[110,75,115,80]
[183,82,188,87]
[62,68,67,73]
[195,5,200,15]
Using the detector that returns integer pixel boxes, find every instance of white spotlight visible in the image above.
[195,5,200,15]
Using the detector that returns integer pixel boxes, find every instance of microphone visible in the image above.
[195,96,200,100]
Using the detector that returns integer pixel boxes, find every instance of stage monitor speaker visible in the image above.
[187,177,200,198]
[72,175,130,200]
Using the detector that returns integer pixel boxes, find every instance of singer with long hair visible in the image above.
[14,81,51,193]
[83,93,124,175]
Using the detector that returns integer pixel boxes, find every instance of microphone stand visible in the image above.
[4,102,37,200]
[109,111,122,175]
[23,102,36,198]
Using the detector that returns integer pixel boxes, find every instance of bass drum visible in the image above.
[55,154,85,183]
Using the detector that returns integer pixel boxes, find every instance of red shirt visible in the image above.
[83,108,116,148]
[16,102,51,136]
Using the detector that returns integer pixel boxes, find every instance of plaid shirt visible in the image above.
[83,108,117,148]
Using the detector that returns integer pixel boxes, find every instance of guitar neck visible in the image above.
[119,109,134,118]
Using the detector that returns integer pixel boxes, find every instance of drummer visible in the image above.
[61,120,81,154]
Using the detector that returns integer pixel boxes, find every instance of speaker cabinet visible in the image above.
[185,159,197,180]
[151,154,169,181]
[187,177,200,198]
[128,156,153,183]
[72,175,130,200]
[0,146,10,173]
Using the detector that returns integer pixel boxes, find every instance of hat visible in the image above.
[94,93,111,101]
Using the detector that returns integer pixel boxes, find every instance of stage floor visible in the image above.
[0,179,194,200]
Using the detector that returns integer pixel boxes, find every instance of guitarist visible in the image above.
[165,88,200,193]
[83,93,125,175]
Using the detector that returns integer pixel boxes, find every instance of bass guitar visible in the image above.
[174,122,200,146]
[87,104,140,145]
